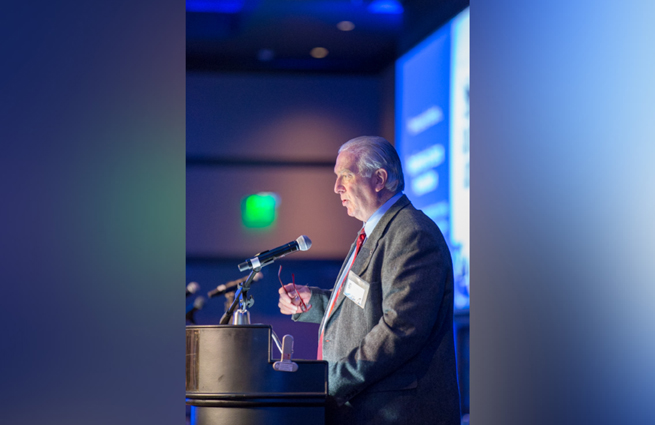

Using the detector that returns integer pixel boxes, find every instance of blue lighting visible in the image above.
[186,0,244,13]
[396,7,470,310]
[367,0,404,14]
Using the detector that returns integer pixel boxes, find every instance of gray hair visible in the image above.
[338,136,404,193]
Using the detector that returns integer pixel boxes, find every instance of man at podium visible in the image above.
[279,136,461,425]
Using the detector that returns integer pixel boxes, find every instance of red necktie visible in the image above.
[317,228,366,360]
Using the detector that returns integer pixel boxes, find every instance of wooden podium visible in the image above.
[186,325,328,425]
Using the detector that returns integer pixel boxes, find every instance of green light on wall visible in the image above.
[241,192,279,228]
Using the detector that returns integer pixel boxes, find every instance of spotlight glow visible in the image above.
[310,47,329,58]
[367,0,403,14]
[337,21,355,31]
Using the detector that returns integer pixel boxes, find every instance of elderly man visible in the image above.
[279,136,460,425]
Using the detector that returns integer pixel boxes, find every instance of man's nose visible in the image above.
[334,178,342,194]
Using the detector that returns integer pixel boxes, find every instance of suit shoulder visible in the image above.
[392,202,444,236]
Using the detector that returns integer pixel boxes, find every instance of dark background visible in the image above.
[2,1,655,425]
[184,0,471,416]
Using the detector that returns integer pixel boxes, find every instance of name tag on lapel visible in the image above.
[343,271,370,309]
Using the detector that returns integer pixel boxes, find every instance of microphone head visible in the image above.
[296,235,312,251]
[186,281,200,294]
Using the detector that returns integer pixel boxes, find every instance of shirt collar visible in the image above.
[363,192,403,238]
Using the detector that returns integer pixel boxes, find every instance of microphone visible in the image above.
[207,272,264,298]
[238,235,312,272]
[186,296,205,324]
[186,281,200,297]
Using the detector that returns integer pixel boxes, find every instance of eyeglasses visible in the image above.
[278,265,309,313]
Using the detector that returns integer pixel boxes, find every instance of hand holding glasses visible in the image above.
[278,265,309,313]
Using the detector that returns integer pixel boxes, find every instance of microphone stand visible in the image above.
[219,266,261,325]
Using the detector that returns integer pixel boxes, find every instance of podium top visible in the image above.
[186,324,271,329]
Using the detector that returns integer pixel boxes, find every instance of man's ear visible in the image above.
[374,168,388,192]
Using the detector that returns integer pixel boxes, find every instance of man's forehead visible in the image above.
[334,163,354,174]
[334,152,355,174]
[334,151,357,173]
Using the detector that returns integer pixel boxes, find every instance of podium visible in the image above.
[186,324,328,425]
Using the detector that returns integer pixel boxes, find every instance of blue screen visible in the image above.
[396,7,469,310]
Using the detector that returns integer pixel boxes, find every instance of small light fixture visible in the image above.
[337,21,355,31]
[310,47,329,58]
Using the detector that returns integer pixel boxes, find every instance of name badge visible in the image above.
[343,271,370,309]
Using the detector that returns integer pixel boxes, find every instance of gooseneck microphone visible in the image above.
[238,235,312,272]
[207,272,264,298]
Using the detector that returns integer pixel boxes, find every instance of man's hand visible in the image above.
[278,283,312,315]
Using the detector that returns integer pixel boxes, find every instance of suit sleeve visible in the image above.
[291,287,331,324]
[329,222,451,404]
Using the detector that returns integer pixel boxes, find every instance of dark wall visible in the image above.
[187,71,390,260]
[187,72,387,161]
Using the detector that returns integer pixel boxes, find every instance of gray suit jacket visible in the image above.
[293,195,460,425]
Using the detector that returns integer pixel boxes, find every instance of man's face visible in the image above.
[334,151,379,222]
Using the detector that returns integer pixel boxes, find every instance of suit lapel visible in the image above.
[324,240,356,325]
[326,195,411,325]
[350,195,410,277]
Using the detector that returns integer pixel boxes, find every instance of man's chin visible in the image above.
[346,210,363,221]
